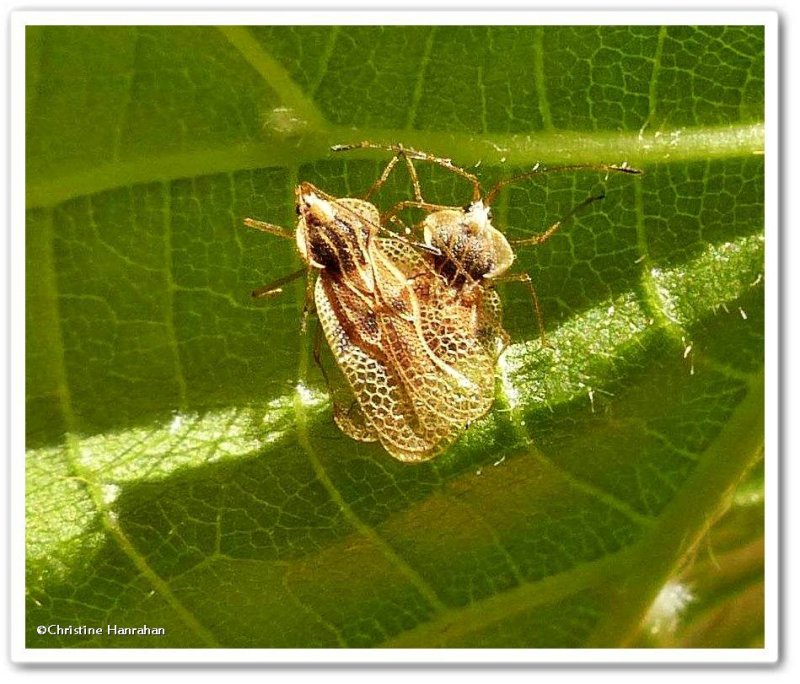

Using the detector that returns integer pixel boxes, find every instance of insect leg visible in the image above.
[494,272,550,347]
[245,216,307,297]
[401,147,483,202]
[333,142,428,206]
[311,317,333,391]
[300,270,316,332]
[332,141,483,203]
[310,320,343,421]
[251,266,307,299]
[363,147,430,205]
[381,148,483,222]
[401,152,425,203]
[362,154,403,202]
[332,142,411,203]
[380,198,456,224]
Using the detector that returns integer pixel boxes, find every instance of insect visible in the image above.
[244,181,503,462]
[246,147,640,462]
[332,143,642,347]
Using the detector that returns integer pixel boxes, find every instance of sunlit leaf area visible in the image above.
[26,25,764,648]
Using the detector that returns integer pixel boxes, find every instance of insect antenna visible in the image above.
[481,163,641,247]
[243,217,295,239]
[244,217,307,297]
[484,163,641,206]
[511,191,607,247]
[306,183,442,258]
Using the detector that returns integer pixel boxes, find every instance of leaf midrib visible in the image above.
[26,123,765,210]
[26,25,766,648]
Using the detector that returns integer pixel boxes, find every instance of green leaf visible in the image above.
[631,458,765,648]
[26,25,765,649]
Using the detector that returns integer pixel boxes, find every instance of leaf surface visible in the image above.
[26,25,765,648]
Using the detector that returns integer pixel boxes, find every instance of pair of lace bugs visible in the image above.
[244,143,640,462]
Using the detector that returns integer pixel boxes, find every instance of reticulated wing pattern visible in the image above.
[315,277,435,461]
[313,230,505,461]
[376,237,500,424]
[378,282,494,425]
[382,236,505,387]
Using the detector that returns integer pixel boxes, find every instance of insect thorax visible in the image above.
[422,202,515,287]
[295,190,379,278]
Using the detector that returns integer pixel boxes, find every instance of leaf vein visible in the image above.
[217,26,328,131]
[292,314,448,614]
[380,548,635,647]
[309,26,340,98]
[645,25,668,130]
[533,26,554,131]
[162,181,188,408]
[405,26,437,131]
[633,174,687,343]
[497,351,655,528]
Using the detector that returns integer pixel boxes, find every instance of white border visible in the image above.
[8,8,778,666]
[13,9,778,26]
